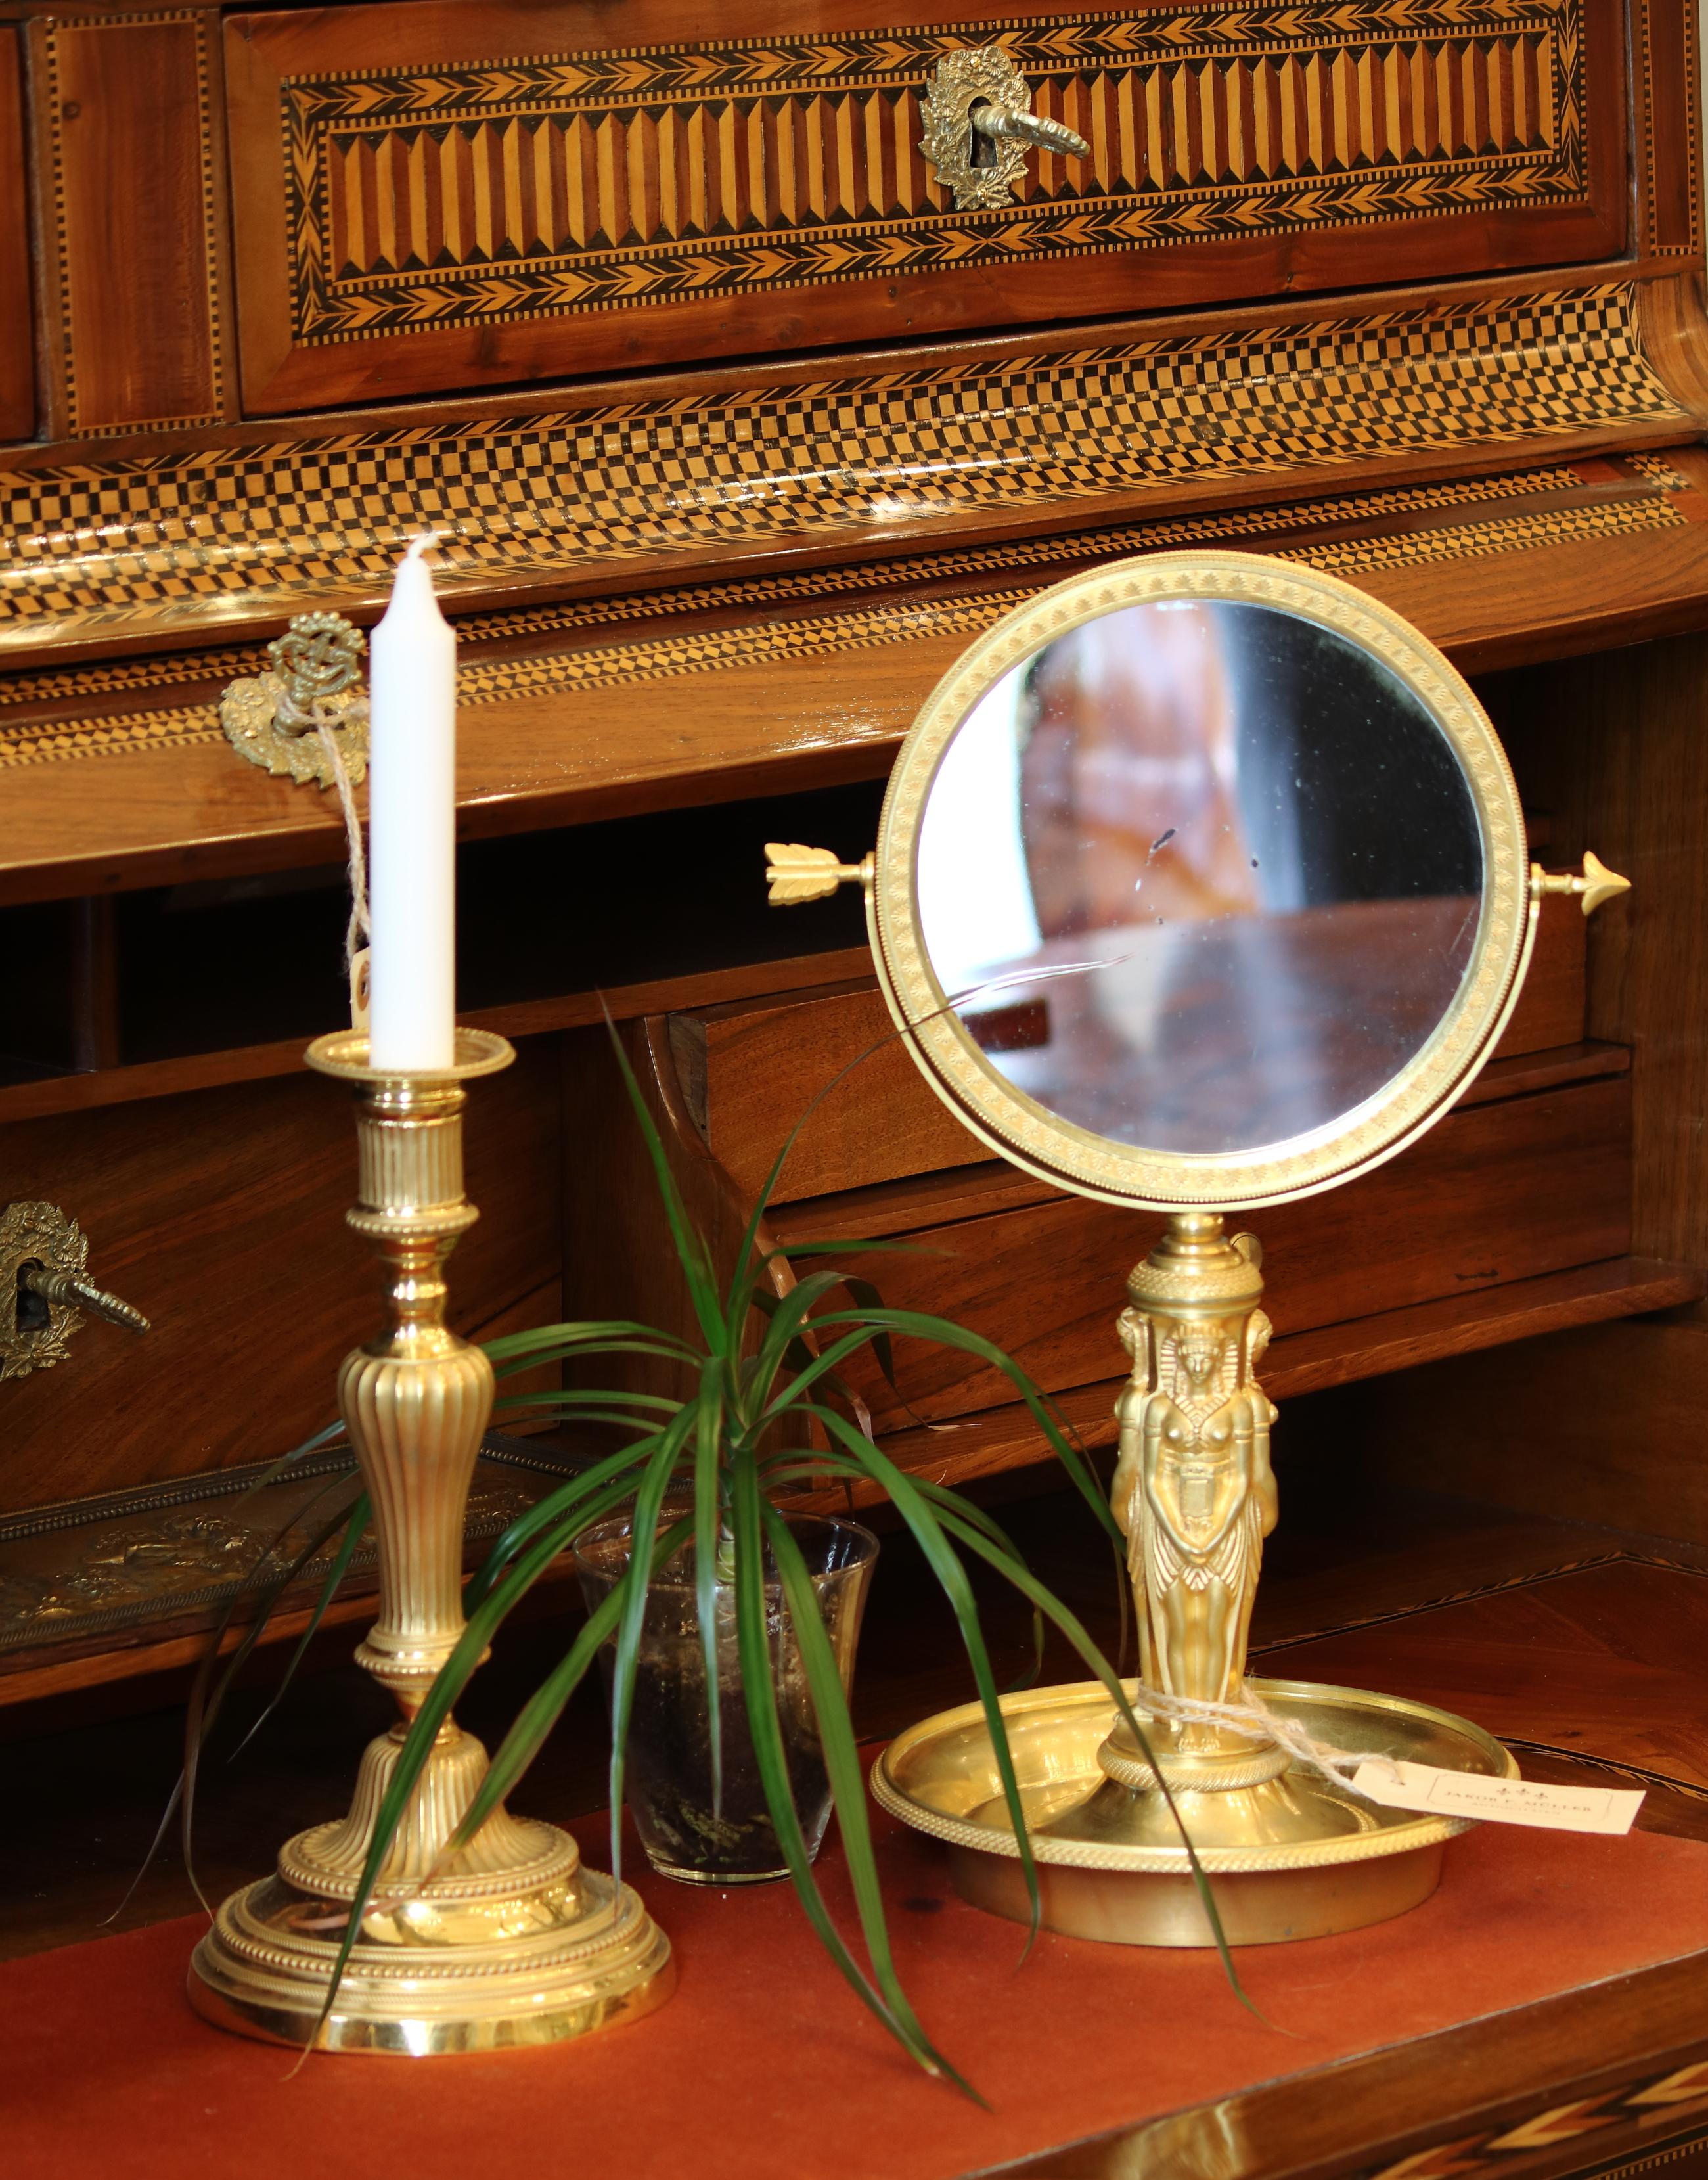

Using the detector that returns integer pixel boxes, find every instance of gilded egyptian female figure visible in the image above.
[1110,1298,1278,1745]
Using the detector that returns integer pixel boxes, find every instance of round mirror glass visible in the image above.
[875,556,1525,1206]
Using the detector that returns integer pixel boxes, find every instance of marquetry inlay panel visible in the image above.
[0,284,1684,658]
[0,470,1689,771]
[282,3,1590,342]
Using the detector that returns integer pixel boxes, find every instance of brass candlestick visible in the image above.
[189,1028,673,2054]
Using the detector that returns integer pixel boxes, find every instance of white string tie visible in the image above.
[314,719,371,979]
[1133,1682,1405,1798]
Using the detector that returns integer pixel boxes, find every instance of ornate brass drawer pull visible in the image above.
[0,1202,150,1382]
[220,610,369,792]
[920,48,1090,211]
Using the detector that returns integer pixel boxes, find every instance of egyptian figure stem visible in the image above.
[187,1028,673,2053]
[1106,1213,1278,1775]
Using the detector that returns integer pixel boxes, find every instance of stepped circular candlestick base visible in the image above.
[192,1715,673,2054]
[872,1676,1516,1948]
[189,1861,673,2056]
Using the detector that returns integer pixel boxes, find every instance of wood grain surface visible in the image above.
[4,1497,1705,2180]
[5,486,1708,909]
[582,1000,1635,1437]
[0,1035,562,1512]
[668,894,1588,1206]
[0,30,32,443]
[997,1539,1708,2180]
[29,11,224,436]
[784,1074,1634,1426]
[1262,1558,1708,1791]
[1345,623,1708,1549]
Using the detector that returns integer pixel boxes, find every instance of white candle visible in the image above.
[368,534,457,1070]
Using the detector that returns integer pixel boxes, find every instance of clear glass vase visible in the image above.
[573,1513,879,1885]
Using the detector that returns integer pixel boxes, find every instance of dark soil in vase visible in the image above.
[575,1516,878,1885]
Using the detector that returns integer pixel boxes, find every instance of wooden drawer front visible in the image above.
[669,982,977,1208]
[0,1042,560,1516]
[0,33,32,442]
[225,0,1626,414]
[813,1074,1630,1427]
[30,11,226,437]
[672,892,1588,1206]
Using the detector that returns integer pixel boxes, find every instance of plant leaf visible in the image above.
[491,1336,702,1381]
[227,1491,372,1763]
[805,1305,1117,1541]
[692,1357,727,1817]
[728,1461,961,2086]
[445,1511,696,1852]
[600,1011,725,1351]
[484,1319,700,1370]
[604,1407,699,1895]
[795,1406,1041,1947]
[462,1429,669,1609]
[177,1476,365,1914]
[760,1498,983,2101]
[302,1484,644,2051]
[909,1491,1251,2007]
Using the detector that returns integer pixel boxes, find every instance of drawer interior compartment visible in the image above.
[668,888,1588,1206]
[769,1061,1632,1427]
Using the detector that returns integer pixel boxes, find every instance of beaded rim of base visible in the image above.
[188,1872,675,2052]
[1096,1736,1292,1794]
[872,1676,1514,1875]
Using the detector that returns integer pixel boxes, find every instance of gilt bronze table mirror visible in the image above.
[769,551,1629,1948]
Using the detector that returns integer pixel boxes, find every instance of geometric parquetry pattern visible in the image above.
[0,486,1685,769]
[0,284,1683,650]
[0,458,1596,713]
[0,462,1594,715]
[284,0,1589,340]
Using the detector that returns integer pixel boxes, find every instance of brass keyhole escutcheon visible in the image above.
[0,1202,150,1382]
[919,48,1089,212]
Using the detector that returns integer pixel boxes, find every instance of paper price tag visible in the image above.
[1351,1760,1644,1835]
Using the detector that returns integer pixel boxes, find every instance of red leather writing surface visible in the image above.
[3,1795,1705,2179]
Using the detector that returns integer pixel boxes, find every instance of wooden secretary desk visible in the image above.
[3,1,1708,2170]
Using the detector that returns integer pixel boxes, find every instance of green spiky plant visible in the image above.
[169,1027,1234,2089]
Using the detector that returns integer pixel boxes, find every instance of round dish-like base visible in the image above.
[872,1676,1516,1948]
[189,1863,674,2055]
[949,1830,1448,1945]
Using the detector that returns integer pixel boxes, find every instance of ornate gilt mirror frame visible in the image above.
[767,549,1626,1945]
[866,550,1529,1213]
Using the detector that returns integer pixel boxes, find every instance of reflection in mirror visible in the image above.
[915,599,1483,1156]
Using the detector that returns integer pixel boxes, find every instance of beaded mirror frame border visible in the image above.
[868,549,1529,1211]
